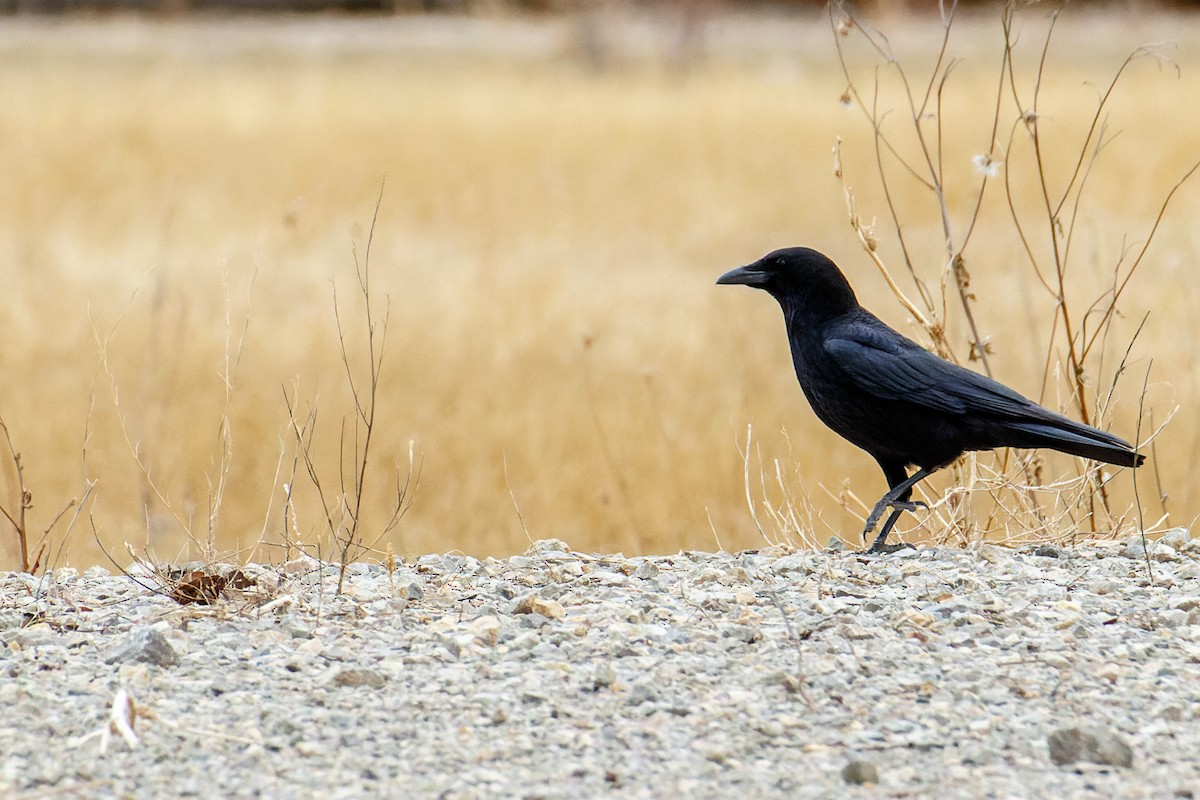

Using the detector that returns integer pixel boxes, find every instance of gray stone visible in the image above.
[1047,726,1134,768]
[526,539,571,555]
[592,662,617,690]
[13,623,55,647]
[330,667,388,689]
[1161,528,1191,550]
[634,560,660,580]
[1124,538,1178,562]
[104,626,180,668]
[842,760,879,785]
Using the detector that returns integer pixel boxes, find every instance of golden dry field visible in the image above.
[1,8,1198,570]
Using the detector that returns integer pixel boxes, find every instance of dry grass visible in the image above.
[0,9,1197,569]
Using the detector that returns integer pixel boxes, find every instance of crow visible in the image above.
[717,246,1144,553]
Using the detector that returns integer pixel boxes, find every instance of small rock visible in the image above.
[634,561,659,580]
[347,581,384,602]
[1162,527,1191,550]
[297,638,324,656]
[1047,726,1133,768]
[47,567,79,583]
[551,561,585,580]
[898,609,937,629]
[842,759,879,785]
[1159,705,1186,722]
[514,594,565,620]
[331,667,387,689]
[1123,538,1178,562]
[295,741,322,757]
[690,566,727,584]
[1089,579,1122,595]
[771,555,812,574]
[281,555,322,575]
[0,611,27,634]
[469,615,502,646]
[105,626,180,669]
[977,544,1008,563]
[839,623,875,641]
[1172,597,1200,612]
[722,624,761,644]
[510,631,539,650]
[592,662,617,690]
[14,624,56,648]
[1158,609,1190,628]
[441,637,462,659]
[527,538,570,555]
[521,686,548,704]
[759,720,784,737]
[1179,562,1200,580]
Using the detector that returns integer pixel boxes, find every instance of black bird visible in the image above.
[717,246,1144,552]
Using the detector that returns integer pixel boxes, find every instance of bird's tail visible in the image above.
[1004,419,1144,468]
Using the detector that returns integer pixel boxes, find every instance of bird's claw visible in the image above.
[864,541,917,556]
[860,497,930,551]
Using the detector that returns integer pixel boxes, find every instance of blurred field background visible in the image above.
[0,5,1198,570]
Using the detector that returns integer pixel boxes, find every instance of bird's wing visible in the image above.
[822,318,1038,419]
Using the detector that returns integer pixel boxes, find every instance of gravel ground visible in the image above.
[3,535,1200,799]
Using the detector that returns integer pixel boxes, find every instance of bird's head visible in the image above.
[716,247,859,319]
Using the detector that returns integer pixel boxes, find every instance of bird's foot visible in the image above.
[861,499,929,543]
[861,500,929,553]
[863,540,917,556]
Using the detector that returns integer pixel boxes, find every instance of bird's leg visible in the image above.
[860,465,939,548]
[867,509,916,554]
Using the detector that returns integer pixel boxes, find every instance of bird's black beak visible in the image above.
[716,264,768,287]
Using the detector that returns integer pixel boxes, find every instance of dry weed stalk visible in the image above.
[738,424,826,550]
[91,265,255,569]
[819,0,1193,545]
[283,187,420,594]
[0,415,93,573]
